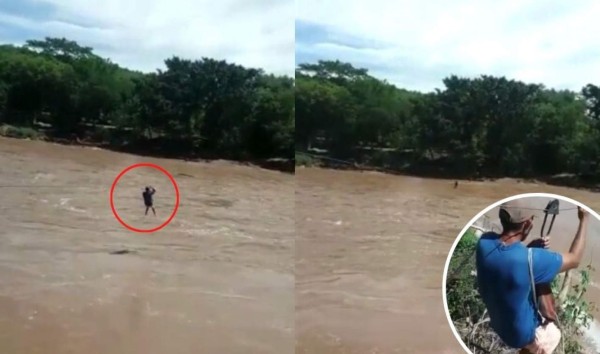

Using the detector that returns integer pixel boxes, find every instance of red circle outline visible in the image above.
[109,163,180,233]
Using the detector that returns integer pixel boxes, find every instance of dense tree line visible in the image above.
[0,37,294,162]
[296,60,600,180]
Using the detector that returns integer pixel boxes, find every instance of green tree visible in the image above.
[0,37,295,163]
[295,59,600,182]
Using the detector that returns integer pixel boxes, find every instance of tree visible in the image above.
[25,37,94,61]
[0,37,295,162]
[295,59,599,182]
[295,76,357,154]
[582,84,600,123]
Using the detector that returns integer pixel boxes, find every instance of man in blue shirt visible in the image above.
[475,199,589,353]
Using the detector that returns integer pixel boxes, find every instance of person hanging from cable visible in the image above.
[143,186,156,216]
[475,198,589,354]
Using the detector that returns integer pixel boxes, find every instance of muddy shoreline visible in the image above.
[297,158,600,192]
[0,129,294,174]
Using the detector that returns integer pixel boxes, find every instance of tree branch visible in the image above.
[558,270,572,305]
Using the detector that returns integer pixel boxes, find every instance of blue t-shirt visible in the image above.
[475,232,563,348]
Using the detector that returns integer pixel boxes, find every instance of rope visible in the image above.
[296,150,402,174]
[296,150,357,166]
[296,152,589,210]
[448,201,580,283]
[450,221,582,284]
[501,206,578,212]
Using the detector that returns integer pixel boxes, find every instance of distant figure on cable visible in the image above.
[454,181,458,189]
[143,186,156,216]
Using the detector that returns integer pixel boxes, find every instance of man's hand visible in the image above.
[578,206,589,221]
[528,237,550,249]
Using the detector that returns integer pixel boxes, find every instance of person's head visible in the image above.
[145,186,150,192]
[498,199,535,241]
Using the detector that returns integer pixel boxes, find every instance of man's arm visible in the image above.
[559,208,589,272]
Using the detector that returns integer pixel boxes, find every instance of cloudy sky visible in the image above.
[297,0,600,92]
[0,0,294,75]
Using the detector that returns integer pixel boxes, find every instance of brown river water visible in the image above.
[0,137,294,354]
[3,136,600,354]
[295,167,600,353]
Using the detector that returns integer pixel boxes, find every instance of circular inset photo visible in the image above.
[443,193,600,354]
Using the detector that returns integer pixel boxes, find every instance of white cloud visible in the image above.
[297,0,600,91]
[3,0,294,75]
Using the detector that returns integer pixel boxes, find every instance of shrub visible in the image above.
[0,124,41,139]
[296,152,316,166]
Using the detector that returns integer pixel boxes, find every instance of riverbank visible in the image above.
[296,151,600,192]
[0,124,294,173]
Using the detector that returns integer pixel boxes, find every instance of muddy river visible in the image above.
[3,136,600,354]
[295,167,600,353]
[0,137,294,354]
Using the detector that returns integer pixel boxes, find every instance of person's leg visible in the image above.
[522,322,561,354]
[152,207,156,216]
[145,206,149,215]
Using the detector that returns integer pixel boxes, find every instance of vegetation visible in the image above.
[295,151,317,167]
[0,124,41,139]
[446,229,595,353]
[296,60,600,183]
[0,37,294,168]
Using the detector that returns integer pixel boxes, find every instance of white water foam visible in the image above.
[54,198,86,213]
[584,319,600,353]
[32,172,54,182]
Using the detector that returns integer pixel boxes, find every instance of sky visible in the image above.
[296,0,600,92]
[3,1,600,91]
[0,0,294,76]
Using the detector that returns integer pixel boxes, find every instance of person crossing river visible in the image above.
[143,186,156,216]
[475,199,589,354]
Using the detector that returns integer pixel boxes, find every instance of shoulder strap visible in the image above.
[528,248,544,322]
[528,248,537,307]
